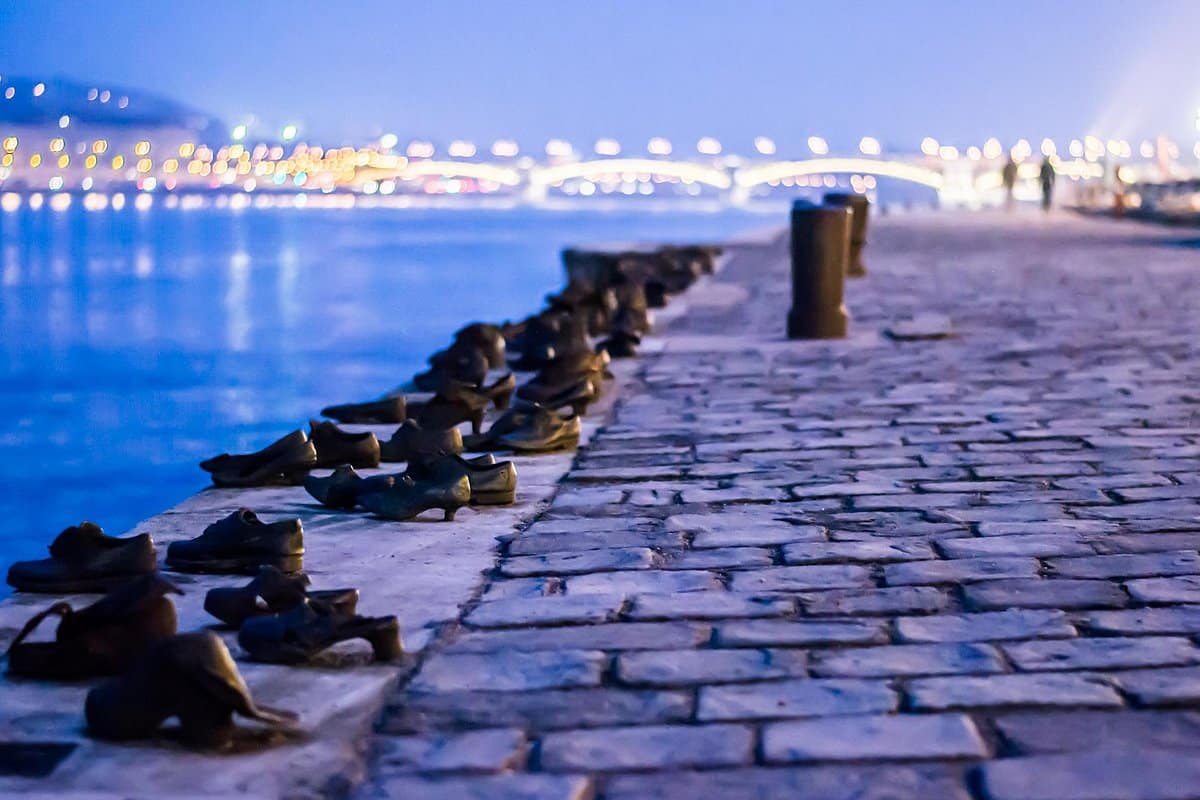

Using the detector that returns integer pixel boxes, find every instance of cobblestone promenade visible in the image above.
[361,212,1200,800]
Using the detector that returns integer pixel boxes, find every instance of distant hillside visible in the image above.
[0,75,225,139]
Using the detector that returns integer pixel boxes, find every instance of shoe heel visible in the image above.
[493,391,512,411]
[570,399,589,417]
[470,408,485,435]
[442,505,458,522]
[266,554,305,574]
[366,619,403,661]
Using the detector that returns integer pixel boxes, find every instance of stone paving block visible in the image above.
[628,592,794,620]
[964,578,1127,610]
[810,643,1005,678]
[896,609,1076,643]
[617,648,808,687]
[525,517,658,536]
[667,512,826,548]
[990,709,1200,753]
[801,586,951,616]
[1080,606,1200,636]
[979,749,1200,800]
[698,678,898,721]
[762,714,988,762]
[1126,575,1200,603]
[1045,550,1200,580]
[884,557,1040,586]
[975,520,1117,537]
[782,540,935,564]
[662,546,775,570]
[552,487,626,507]
[1110,666,1200,705]
[680,485,786,504]
[937,534,1095,558]
[567,569,721,595]
[478,577,559,601]
[507,530,683,555]
[446,622,709,654]
[728,564,872,592]
[790,481,908,499]
[409,650,608,693]
[538,723,754,772]
[906,672,1122,711]
[603,764,973,800]
[465,595,624,628]
[500,547,657,577]
[366,773,592,800]
[1090,532,1200,555]
[385,688,693,732]
[374,728,528,773]
[1003,636,1200,672]
[715,619,889,647]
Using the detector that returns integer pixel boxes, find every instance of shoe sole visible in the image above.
[166,553,304,575]
[7,570,155,594]
[470,488,516,505]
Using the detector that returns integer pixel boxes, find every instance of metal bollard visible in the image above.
[823,192,869,277]
[787,201,850,340]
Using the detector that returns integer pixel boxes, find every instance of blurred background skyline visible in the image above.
[5,0,1200,149]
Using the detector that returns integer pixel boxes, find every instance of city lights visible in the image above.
[696,137,722,155]
[807,136,829,156]
[282,124,298,141]
[232,124,247,141]
[858,137,881,156]
[490,139,519,157]
[647,137,672,156]
[594,138,621,156]
[754,136,776,156]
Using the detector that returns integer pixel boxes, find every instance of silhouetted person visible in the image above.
[1001,157,1018,211]
[1039,157,1055,211]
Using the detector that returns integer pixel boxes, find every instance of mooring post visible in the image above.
[787,200,850,339]
[823,192,869,277]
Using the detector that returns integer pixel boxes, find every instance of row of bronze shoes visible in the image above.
[1,243,719,750]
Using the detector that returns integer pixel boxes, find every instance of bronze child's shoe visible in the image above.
[203,565,359,628]
[237,598,402,665]
[6,522,157,593]
[7,574,180,679]
[358,474,471,521]
[85,631,296,749]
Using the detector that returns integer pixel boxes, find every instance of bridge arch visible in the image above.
[360,160,522,187]
[529,158,732,190]
[734,158,944,190]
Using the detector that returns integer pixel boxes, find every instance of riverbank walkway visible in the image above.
[3,210,1200,799]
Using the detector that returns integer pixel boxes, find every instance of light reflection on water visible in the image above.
[0,204,765,572]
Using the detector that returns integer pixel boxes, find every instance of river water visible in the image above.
[0,203,765,571]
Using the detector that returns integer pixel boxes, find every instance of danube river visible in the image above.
[0,203,764,571]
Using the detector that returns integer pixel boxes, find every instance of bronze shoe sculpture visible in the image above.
[304,465,397,510]
[359,474,471,521]
[203,430,318,488]
[494,405,582,453]
[7,574,180,679]
[85,631,296,749]
[204,566,358,628]
[237,598,401,665]
[7,522,156,593]
[408,453,517,506]
[379,420,463,463]
[319,396,407,425]
[165,509,304,575]
[309,419,380,469]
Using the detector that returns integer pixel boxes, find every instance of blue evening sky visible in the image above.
[4,0,1198,151]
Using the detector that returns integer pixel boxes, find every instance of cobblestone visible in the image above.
[360,216,1200,798]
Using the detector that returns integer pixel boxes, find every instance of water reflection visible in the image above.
[0,204,764,575]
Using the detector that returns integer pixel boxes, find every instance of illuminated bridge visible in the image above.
[0,126,1179,209]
